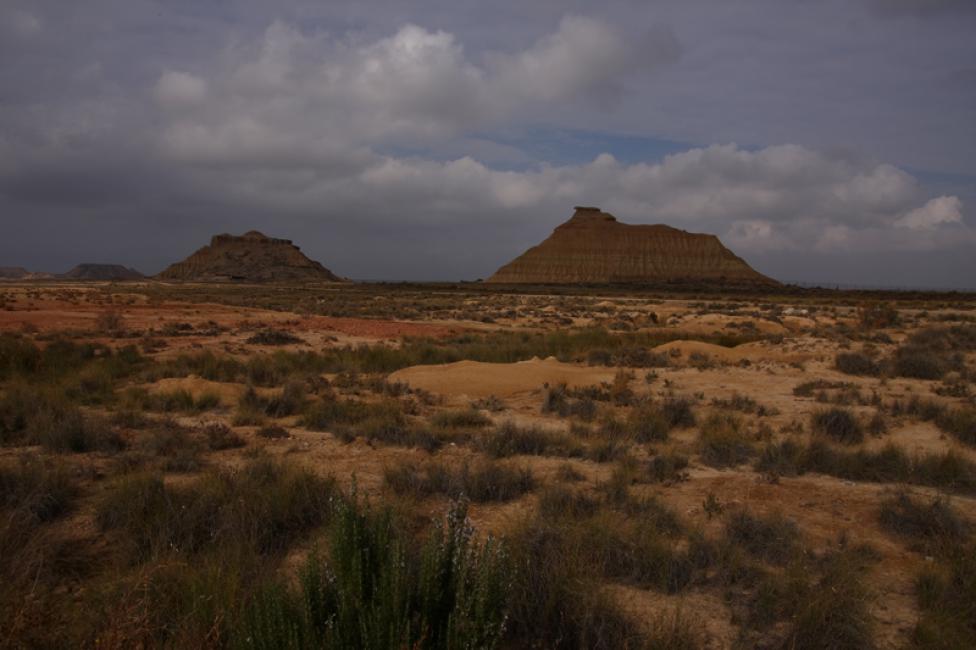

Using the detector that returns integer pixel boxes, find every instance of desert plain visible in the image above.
[2,280,975,649]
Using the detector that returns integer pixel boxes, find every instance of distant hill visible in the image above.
[487,206,777,286]
[0,266,30,279]
[60,264,145,281]
[156,231,344,282]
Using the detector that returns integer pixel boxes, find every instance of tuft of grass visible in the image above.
[256,424,290,439]
[879,492,969,545]
[811,408,864,445]
[0,455,77,522]
[383,458,535,503]
[431,408,492,429]
[698,413,755,468]
[936,407,976,447]
[785,553,875,650]
[203,422,246,450]
[913,543,976,647]
[725,510,799,565]
[478,421,582,459]
[245,329,304,346]
[835,352,880,377]
[30,405,125,454]
[757,439,976,493]
[96,457,337,560]
[302,396,404,431]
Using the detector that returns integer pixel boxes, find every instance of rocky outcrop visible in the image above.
[156,230,344,282]
[487,207,777,285]
[0,267,30,279]
[61,264,145,281]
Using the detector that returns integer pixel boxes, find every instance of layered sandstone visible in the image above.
[487,207,776,285]
[61,264,144,281]
[156,231,343,282]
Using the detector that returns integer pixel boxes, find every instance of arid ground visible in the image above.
[2,281,975,649]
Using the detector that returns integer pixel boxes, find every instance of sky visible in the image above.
[1,0,974,288]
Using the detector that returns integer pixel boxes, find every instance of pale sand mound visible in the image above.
[389,358,618,399]
[143,377,271,407]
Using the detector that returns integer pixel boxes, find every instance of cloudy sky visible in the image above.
[2,0,974,287]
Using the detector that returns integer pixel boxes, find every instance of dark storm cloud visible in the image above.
[867,0,976,17]
[0,0,974,287]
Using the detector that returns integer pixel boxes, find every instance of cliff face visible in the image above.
[487,207,777,285]
[61,264,144,281]
[156,231,344,282]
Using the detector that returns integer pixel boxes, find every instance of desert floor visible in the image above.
[1,281,974,649]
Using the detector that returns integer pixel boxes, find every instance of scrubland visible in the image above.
[1,282,975,648]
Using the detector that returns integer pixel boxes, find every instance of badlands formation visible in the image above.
[60,264,145,281]
[489,206,777,285]
[156,230,343,283]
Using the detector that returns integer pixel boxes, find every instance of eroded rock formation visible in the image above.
[487,207,777,285]
[61,264,145,281]
[156,231,343,282]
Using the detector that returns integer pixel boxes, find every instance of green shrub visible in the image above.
[236,499,510,650]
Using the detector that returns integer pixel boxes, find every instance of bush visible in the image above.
[384,459,535,503]
[30,405,125,454]
[302,397,404,431]
[913,543,976,647]
[757,439,976,493]
[785,553,875,650]
[892,347,953,380]
[431,408,491,429]
[698,413,755,468]
[203,422,246,450]
[478,421,582,459]
[661,395,696,429]
[0,456,77,521]
[879,492,970,543]
[236,500,510,650]
[835,352,880,377]
[936,408,976,446]
[96,457,337,560]
[245,329,304,346]
[811,408,863,445]
[725,510,799,565]
[263,380,307,418]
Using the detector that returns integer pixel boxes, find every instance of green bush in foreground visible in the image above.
[236,499,510,650]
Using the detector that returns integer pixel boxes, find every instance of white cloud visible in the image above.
[153,71,207,109]
[179,139,968,254]
[154,16,669,160]
[895,195,963,230]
